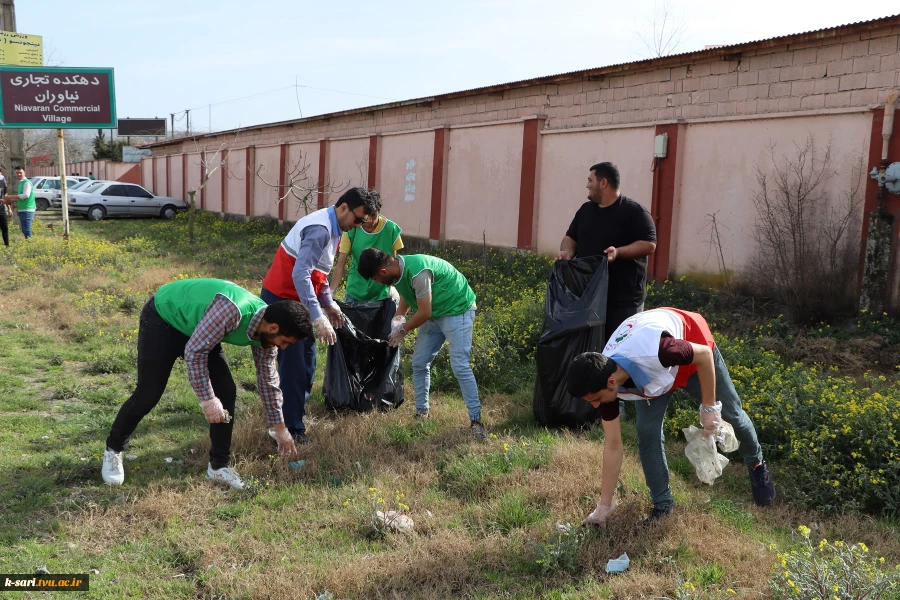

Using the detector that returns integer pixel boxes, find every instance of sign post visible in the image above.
[57,128,68,238]
[0,66,115,240]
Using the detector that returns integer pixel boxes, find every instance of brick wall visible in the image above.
[150,25,900,156]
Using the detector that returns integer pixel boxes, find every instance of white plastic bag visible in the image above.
[682,421,738,485]
[376,510,414,533]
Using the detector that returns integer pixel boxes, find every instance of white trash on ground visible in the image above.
[683,421,739,485]
[605,553,630,573]
[376,510,414,533]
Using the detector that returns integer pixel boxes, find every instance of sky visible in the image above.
[17,1,899,136]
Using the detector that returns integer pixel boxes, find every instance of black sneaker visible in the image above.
[292,432,310,445]
[470,420,487,441]
[641,505,674,527]
[749,461,775,506]
[414,411,430,419]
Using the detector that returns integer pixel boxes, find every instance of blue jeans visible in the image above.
[19,210,34,238]
[260,287,315,435]
[412,309,481,421]
[633,347,763,511]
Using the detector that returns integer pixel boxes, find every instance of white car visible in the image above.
[52,179,98,208]
[68,181,188,221]
[33,176,88,210]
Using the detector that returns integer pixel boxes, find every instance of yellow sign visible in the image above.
[0,32,42,67]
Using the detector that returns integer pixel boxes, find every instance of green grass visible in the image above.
[0,211,895,599]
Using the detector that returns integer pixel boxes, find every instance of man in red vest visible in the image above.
[260,187,379,443]
[566,307,775,526]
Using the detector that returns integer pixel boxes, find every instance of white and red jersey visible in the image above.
[261,207,337,301]
[603,308,715,400]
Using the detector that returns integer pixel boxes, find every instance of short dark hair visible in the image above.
[335,186,379,215]
[13,166,24,171]
[567,352,618,398]
[589,162,620,189]
[357,247,391,280]
[263,300,312,339]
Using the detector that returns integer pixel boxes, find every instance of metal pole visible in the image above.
[170,113,175,138]
[58,129,70,240]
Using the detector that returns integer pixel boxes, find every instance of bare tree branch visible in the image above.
[251,147,348,218]
[636,0,688,58]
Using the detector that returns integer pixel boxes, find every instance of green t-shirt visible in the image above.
[394,254,476,318]
[346,219,402,301]
[153,278,265,347]
[17,178,36,211]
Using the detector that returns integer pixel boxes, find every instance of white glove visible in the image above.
[324,303,345,329]
[389,286,400,306]
[391,315,406,332]
[200,397,228,424]
[314,316,337,345]
[583,502,616,528]
[273,426,297,457]
[700,401,723,435]
[388,326,408,348]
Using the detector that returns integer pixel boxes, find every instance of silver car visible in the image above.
[68,181,188,221]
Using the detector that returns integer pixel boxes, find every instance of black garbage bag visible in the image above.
[533,256,609,428]
[324,299,404,413]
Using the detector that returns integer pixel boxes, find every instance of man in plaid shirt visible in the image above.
[101,279,313,490]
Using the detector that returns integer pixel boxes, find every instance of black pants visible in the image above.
[606,303,644,418]
[0,206,8,247]
[105,298,238,469]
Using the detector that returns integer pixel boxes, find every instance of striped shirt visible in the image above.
[184,294,284,425]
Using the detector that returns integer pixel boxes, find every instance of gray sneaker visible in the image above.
[470,420,487,441]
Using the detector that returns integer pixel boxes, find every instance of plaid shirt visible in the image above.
[184,294,284,425]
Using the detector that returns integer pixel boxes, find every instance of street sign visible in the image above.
[0,66,116,128]
[122,146,152,162]
[118,118,166,136]
[0,32,42,67]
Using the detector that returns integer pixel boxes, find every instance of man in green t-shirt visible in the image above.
[101,279,313,490]
[2,166,36,239]
[329,190,403,303]
[358,249,486,439]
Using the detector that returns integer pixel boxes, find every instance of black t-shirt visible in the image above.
[565,195,657,306]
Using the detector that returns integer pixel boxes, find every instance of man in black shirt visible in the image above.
[557,162,657,413]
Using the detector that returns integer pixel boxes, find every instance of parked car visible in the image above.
[51,178,99,208]
[33,176,88,210]
[67,182,188,221]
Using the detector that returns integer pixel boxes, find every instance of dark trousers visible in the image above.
[260,287,315,435]
[606,302,644,418]
[105,298,237,469]
[0,207,8,246]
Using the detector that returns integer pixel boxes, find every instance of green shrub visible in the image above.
[484,491,544,533]
[534,524,586,575]
[438,438,551,499]
[770,526,899,599]
[665,332,900,514]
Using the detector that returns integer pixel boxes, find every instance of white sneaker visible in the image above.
[101,448,124,486]
[206,464,245,490]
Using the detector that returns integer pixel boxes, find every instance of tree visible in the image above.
[185,133,241,243]
[749,137,864,322]
[92,130,125,161]
[636,0,688,58]
[251,147,347,218]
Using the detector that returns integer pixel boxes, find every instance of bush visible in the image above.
[438,437,552,500]
[484,491,544,533]
[770,526,899,599]
[665,331,900,514]
[534,524,586,575]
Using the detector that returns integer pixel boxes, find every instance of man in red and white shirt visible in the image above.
[566,307,775,526]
